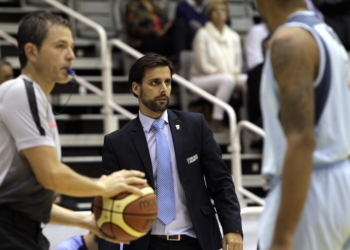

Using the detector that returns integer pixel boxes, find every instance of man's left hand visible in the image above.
[222,232,243,250]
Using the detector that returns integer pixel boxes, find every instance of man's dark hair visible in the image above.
[128,54,175,98]
[17,11,71,69]
[0,59,11,68]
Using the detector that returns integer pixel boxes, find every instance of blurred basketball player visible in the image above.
[255,0,350,249]
[0,12,146,250]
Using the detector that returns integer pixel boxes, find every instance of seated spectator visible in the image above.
[174,0,208,53]
[125,0,175,58]
[189,0,247,132]
[0,60,13,85]
[56,231,97,250]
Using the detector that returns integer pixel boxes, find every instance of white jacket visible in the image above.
[190,21,242,78]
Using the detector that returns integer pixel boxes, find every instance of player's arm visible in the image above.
[49,204,129,244]
[270,27,319,249]
[22,146,146,197]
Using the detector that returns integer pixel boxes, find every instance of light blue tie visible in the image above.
[152,119,176,225]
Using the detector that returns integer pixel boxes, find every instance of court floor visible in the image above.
[43,212,260,250]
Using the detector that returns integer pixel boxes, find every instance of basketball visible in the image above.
[93,183,158,241]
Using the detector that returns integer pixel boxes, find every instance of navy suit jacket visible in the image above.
[99,109,242,250]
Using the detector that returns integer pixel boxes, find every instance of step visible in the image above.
[55,114,129,121]
[62,156,101,163]
[61,155,265,188]
[222,153,261,161]
[51,93,179,107]
[0,6,61,13]
[5,56,107,69]
[76,75,128,83]
[60,134,103,147]
[59,132,232,147]
[61,154,260,164]
[56,114,130,133]
[0,22,17,34]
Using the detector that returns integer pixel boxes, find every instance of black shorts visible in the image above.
[0,207,49,250]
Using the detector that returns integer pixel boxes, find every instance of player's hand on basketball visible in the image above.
[98,169,147,197]
[83,213,131,244]
[222,232,243,250]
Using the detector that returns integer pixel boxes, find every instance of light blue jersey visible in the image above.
[259,11,350,250]
[261,11,350,176]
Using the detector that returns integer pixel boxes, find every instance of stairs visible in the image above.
[0,0,266,211]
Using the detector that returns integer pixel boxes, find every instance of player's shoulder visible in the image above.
[272,26,316,50]
[0,77,26,103]
[270,26,319,65]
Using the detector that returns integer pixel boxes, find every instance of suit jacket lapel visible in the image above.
[168,110,183,175]
[131,117,155,188]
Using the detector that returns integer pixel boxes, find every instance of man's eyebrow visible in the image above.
[147,78,160,82]
[147,78,171,82]
[53,39,75,47]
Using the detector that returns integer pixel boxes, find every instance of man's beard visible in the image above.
[140,90,170,113]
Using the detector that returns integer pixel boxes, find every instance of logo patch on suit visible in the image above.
[187,154,198,164]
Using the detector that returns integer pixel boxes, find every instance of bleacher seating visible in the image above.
[73,0,122,39]
[0,0,265,213]
[0,2,265,249]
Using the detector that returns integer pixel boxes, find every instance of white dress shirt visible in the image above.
[243,22,270,71]
[139,110,196,237]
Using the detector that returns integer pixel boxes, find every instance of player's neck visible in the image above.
[266,7,308,33]
[21,66,55,98]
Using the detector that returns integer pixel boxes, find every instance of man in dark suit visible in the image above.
[99,54,243,250]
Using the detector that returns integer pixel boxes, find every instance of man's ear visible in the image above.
[132,82,140,97]
[24,43,39,63]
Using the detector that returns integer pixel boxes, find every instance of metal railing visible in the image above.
[108,39,265,209]
[9,0,266,211]
[233,121,266,206]
[0,30,17,46]
[43,0,127,133]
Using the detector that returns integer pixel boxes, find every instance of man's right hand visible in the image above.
[98,170,147,197]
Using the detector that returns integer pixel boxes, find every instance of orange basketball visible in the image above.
[93,183,158,241]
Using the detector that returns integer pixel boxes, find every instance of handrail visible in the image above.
[0,30,17,46]
[24,0,266,208]
[0,25,135,121]
[74,76,136,120]
[233,120,265,206]
[108,39,247,202]
[43,0,115,134]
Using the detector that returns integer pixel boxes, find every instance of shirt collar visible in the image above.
[139,109,169,133]
[287,10,315,22]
